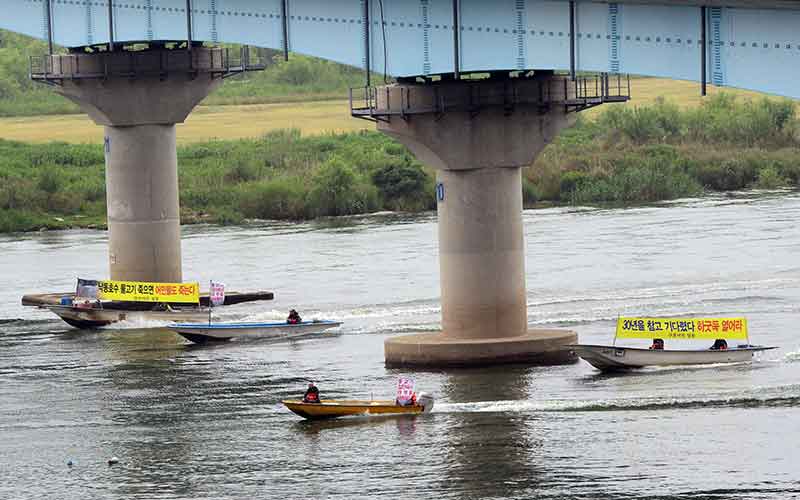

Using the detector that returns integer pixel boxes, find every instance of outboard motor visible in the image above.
[417,392,434,413]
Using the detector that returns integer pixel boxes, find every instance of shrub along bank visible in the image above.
[527,94,800,204]
[1,94,799,233]
[0,130,434,232]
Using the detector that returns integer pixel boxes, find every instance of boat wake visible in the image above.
[435,386,800,414]
[783,350,800,363]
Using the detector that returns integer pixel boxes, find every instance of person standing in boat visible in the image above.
[287,309,302,324]
[710,339,728,350]
[396,392,417,407]
[303,382,320,403]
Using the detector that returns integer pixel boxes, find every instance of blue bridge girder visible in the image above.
[3,0,800,98]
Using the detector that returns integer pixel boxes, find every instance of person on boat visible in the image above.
[396,392,417,407]
[710,339,728,350]
[649,338,664,350]
[302,382,320,403]
[287,309,302,325]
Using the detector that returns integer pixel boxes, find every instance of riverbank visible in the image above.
[1,94,798,233]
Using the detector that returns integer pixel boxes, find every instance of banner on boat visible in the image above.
[210,281,226,307]
[396,377,415,404]
[616,317,748,340]
[95,280,200,303]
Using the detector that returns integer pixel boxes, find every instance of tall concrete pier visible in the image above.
[32,47,252,282]
[354,75,624,366]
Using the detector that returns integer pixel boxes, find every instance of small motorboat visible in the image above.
[570,316,777,372]
[40,278,211,329]
[167,319,342,343]
[569,344,776,372]
[283,393,435,420]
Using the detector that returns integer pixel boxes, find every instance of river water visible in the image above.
[1,191,799,499]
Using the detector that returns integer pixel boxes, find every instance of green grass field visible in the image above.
[0,78,778,145]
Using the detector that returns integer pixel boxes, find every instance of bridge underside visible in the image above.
[4,0,800,98]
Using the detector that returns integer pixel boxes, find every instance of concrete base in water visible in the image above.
[384,328,578,367]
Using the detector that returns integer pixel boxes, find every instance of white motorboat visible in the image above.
[167,319,343,343]
[41,303,209,329]
[569,344,776,371]
[571,316,777,372]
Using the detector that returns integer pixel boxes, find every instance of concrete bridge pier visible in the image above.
[376,76,579,366]
[34,47,231,282]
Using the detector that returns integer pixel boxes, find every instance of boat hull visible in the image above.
[282,400,428,420]
[167,320,342,343]
[42,304,208,329]
[569,344,776,372]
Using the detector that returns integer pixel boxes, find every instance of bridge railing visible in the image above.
[30,46,268,84]
[350,73,630,121]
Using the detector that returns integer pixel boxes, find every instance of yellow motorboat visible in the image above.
[283,393,434,420]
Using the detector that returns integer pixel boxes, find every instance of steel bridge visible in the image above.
[3,0,800,98]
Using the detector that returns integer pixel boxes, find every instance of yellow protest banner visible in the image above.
[616,317,748,340]
[97,280,200,303]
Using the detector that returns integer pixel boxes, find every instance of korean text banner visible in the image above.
[97,280,200,303]
[616,317,748,340]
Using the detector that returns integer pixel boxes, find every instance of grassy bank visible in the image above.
[528,94,800,204]
[0,130,434,232]
[1,93,798,234]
